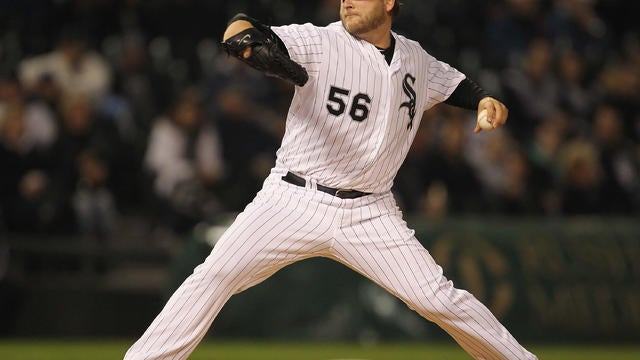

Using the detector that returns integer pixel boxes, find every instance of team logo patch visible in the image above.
[399,73,416,130]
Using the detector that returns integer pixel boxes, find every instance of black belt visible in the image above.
[281,172,371,199]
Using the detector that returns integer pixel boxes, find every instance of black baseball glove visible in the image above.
[221,14,309,87]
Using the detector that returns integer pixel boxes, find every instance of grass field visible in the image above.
[1,340,639,359]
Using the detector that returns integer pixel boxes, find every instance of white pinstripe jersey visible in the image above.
[271,21,465,193]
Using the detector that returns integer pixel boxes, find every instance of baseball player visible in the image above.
[125,1,537,359]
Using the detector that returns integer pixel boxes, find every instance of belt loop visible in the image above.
[307,177,317,191]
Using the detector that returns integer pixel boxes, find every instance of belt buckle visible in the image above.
[334,189,345,198]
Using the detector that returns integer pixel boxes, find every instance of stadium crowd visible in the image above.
[0,0,638,239]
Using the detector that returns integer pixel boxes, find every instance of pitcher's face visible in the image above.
[340,0,390,37]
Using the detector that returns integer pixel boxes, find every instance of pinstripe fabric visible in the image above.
[125,19,537,360]
[271,22,465,193]
[125,172,537,360]
[125,173,341,360]
[328,192,536,360]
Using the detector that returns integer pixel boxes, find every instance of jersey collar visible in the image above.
[375,35,396,65]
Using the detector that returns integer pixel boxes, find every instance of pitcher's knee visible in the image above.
[409,281,472,320]
[205,263,241,287]
[205,258,262,295]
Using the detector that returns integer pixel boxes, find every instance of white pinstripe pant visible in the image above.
[124,171,537,360]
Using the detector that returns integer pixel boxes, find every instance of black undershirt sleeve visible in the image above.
[444,77,490,110]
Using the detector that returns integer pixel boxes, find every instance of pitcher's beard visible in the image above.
[341,11,386,37]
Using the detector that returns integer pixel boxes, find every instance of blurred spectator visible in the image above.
[18,25,112,103]
[0,74,58,152]
[485,0,545,69]
[467,126,515,207]
[501,37,559,141]
[598,47,640,141]
[394,106,441,213]
[144,87,224,233]
[108,31,174,132]
[206,55,288,139]
[97,32,177,210]
[206,56,286,210]
[417,109,485,215]
[0,100,55,233]
[466,123,543,215]
[47,94,118,235]
[24,72,64,116]
[555,49,596,124]
[492,148,536,214]
[590,104,640,213]
[526,114,569,214]
[72,149,117,238]
[558,138,603,215]
[544,0,609,67]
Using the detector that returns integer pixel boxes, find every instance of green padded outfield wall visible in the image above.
[3,217,638,340]
[409,217,640,342]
